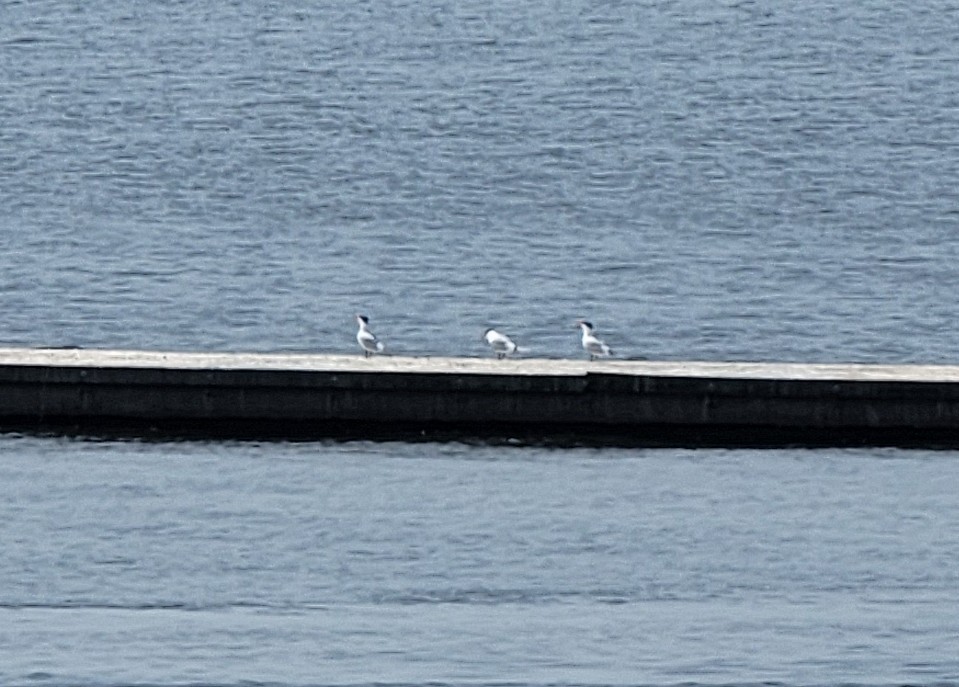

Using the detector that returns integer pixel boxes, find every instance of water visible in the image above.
[3,0,959,683]
[2,0,959,361]
[2,436,959,686]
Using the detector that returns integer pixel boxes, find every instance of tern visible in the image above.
[483,328,518,359]
[576,320,613,360]
[355,314,385,357]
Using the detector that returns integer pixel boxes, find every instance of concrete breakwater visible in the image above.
[2,347,959,446]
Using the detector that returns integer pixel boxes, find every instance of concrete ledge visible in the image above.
[3,347,959,447]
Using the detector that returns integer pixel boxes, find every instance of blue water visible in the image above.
[3,0,959,683]
[2,0,959,361]
[2,437,959,686]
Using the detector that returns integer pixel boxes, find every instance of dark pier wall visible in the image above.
[2,349,959,447]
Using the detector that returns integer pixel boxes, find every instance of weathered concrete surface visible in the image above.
[3,347,959,446]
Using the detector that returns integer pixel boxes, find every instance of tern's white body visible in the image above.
[577,321,612,360]
[356,315,385,357]
[484,328,518,359]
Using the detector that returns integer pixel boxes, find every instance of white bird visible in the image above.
[483,328,518,359]
[355,314,385,357]
[576,320,613,360]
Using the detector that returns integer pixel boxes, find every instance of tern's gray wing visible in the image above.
[358,330,382,352]
[585,337,609,356]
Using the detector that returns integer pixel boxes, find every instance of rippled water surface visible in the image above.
[3,0,959,684]
[2,0,959,360]
[2,437,959,686]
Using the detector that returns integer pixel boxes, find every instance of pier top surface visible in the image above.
[2,347,959,383]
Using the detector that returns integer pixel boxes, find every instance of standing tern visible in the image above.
[483,328,518,359]
[576,320,613,360]
[355,314,385,357]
